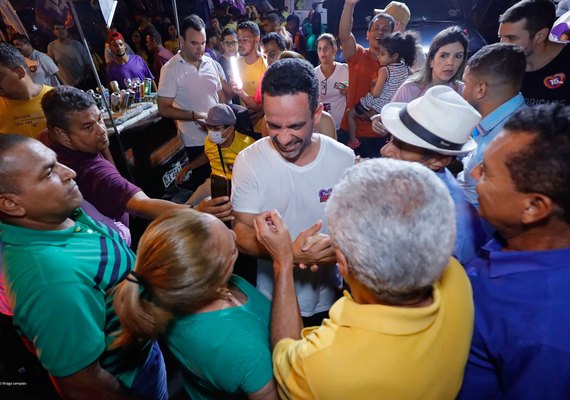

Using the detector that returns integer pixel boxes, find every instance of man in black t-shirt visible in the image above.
[499,0,569,105]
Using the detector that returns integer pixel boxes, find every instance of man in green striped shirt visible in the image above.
[0,134,167,399]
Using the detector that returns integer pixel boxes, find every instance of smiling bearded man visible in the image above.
[231,58,355,326]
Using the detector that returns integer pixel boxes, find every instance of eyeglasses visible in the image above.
[223,40,238,46]
[320,79,327,96]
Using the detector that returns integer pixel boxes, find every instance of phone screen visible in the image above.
[210,174,231,199]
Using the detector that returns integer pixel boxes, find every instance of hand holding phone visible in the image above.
[210,174,231,199]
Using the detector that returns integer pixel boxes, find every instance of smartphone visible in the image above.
[210,174,231,199]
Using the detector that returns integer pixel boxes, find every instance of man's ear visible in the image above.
[14,65,26,80]
[336,248,349,280]
[0,194,25,218]
[52,126,72,147]
[425,154,453,171]
[476,80,488,100]
[533,27,549,46]
[521,193,554,224]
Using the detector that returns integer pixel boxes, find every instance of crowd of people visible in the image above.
[0,0,570,399]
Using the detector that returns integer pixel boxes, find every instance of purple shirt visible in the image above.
[107,54,155,89]
[39,132,142,226]
[152,46,174,82]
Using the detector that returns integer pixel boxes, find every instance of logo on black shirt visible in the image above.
[544,73,566,89]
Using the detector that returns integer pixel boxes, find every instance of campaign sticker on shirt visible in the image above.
[543,73,566,89]
[318,188,332,203]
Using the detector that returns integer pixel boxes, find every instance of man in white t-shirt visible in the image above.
[232,58,355,324]
[158,14,226,190]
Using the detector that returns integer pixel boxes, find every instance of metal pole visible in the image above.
[66,0,134,182]
[172,0,180,42]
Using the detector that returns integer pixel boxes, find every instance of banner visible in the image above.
[0,0,27,36]
[92,0,117,28]
[35,0,72,31]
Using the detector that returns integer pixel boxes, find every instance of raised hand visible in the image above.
[254,210,294,270]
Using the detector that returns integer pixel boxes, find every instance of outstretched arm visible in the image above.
[254,211,302,348]
[339,0,360,61]
[233,211,336,267]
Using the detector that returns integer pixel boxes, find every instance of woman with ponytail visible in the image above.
[112,209,277,399]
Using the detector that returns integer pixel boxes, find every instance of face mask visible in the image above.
[208,128,228,144]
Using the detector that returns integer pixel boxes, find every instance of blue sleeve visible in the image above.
[457,326,501,399]
[451,192,485,265]
[459,334,570,399]
[500,345,570,399]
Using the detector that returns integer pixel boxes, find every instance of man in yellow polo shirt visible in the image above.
[0,43,51,138]
[254,158,474,400]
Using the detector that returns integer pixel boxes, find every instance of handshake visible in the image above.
[254,210,336,272]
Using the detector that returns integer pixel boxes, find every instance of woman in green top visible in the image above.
[112,209,277,399]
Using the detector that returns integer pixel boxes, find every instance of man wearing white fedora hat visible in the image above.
[381,85,486,264]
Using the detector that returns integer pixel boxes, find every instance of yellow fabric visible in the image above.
[164,39,180,55]
[273,259,474,400]
[0,85,52,138]
[237,56,266,133]
[205,130,255,179]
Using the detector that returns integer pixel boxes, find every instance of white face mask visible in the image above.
[208,128,228,144]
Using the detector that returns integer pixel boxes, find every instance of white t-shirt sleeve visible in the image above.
[231,151,262,214]
[38,52,59,75]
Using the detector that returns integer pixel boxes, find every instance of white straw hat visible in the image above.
[381,85,481,156]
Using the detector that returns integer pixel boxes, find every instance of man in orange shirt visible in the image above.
[339,0,394,157]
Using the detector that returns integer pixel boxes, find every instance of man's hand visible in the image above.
[194,196,233,221]
[292,221,336,270]
[371,114,389,136]
[175,164,192,185]
[253,210,294,272]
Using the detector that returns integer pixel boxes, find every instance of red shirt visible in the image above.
[341,46,380,138]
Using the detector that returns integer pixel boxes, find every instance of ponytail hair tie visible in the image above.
[126,271,147,287]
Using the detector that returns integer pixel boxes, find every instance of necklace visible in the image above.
[219,287,243,307]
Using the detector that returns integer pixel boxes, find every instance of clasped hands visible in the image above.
[253,210,336,272]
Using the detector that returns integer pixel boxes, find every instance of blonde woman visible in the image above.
[112,209,277,400]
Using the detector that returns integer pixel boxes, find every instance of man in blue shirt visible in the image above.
[381,85,486,265]
[458,43,527,207]
[458,104,570,399]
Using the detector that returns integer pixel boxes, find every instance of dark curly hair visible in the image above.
[378,31,417,66]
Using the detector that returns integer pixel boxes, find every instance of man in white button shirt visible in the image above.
[158,14,226,190]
